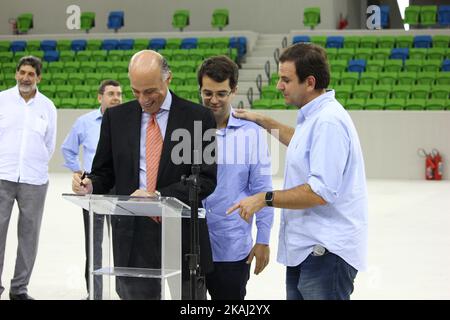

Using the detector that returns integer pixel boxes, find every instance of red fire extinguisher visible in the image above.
[418,148,436,180]
[432,148,443,180]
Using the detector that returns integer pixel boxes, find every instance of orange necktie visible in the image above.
[145,113,163,222]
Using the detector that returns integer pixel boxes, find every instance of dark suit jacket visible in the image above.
[89,92,217,298]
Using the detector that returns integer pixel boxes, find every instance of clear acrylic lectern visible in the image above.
[62,194,204,300]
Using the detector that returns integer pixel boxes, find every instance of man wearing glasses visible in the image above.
[197,55,274,300]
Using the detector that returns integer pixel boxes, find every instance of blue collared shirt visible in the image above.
[61,108,103,173]
[277,90,368,271]
[203,109,274,262]
[139,90,172,190]
[0,86,57,185]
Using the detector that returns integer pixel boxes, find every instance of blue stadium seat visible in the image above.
[442,59,450,72]
[380,5,390,28]
[40,40,57,52]
[438,5,450,26]
[43,51,59,62]
[107,11,124,31]
[181,38,198,50]
[230,37,247,58]
[118,39,134,50]
[101,39,119,51]
[390,48,409,61]
[326,36,344,49]
[413,35,432,48]
[149,38,166,51]
[10,41,27,52]
[348,60,366,73]
[71,40,87,52]
[292,35,310,44]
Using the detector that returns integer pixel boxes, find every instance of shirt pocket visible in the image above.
[30,116,47,136]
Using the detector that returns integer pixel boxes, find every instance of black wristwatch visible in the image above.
[265,191,274,207]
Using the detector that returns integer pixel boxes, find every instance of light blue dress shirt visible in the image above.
[61,108,103,173]
[139,90,172,190]
[203,110,274,262]
[277,90,368,271]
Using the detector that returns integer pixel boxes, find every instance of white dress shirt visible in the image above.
[0,86,57,185]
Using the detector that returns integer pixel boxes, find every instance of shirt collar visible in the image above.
[297,90,335,125]
[14,85,39,104]
[141,89,172,114]
[226,107,246,129]
[95,107,103,120]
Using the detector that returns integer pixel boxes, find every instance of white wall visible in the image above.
[0,0,362,35]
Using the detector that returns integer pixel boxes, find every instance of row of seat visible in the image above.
[324,47,450,61]
[404,5,450,27]
[252,98,448,111]
[328,59,450,73]
[292,35,450,49]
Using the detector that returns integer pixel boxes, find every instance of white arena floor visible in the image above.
[1,173,449,300]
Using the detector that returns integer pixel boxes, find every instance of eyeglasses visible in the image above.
[200,90,233,100]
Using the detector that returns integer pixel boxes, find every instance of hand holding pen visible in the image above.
[72,171,93,195]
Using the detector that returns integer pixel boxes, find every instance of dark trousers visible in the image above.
[82,209,105,300]
[206,257,250,300]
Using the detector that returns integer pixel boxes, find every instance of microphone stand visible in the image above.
[181,150,202,300]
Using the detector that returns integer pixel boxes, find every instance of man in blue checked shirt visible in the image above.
[197,56,274,300]
[61,80,122,299]
[229,43,368,300]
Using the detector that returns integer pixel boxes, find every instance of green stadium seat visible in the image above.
[39,85,57,98]
[133,39,149,50]
[310,36,326,48]
[211,9,229,30]
[84,73,102,86]
[343,36,360,49]
[187,48,205,61]
[366,60,384,73]
[269,73,279,86]
[360,36,377,49]
[197,38,213,49]
[91,50,108,62]
[80,62,96,73]
[101,73,119,81]
[60,98,78,109]
[13,51,28,62]
[404,98,425,110]
[334,85,352,101]
[66,73,85,86]
[336,48,355,61]
[172,9,190,31]
[352,84,372,100]
[47,61,64,73]
[108,50,124,61]
[80,12,96,32]
[73,85,91,99]
[420,5,437,26]
[177,61,196,73]
[1,62,16,73]
[384,59,403,72]
[96,61,112,73]
[17,13,33,33]
[159,49,173,60]
[0,41,10,52]
[270,99,290,110]
[365,98,385,110]
[26,40,40,51]
[345,98,365,110]
[377,36,395,49]
[416,72,436,86]
[212,37,230,49]
[52,97,62,108]
[171,72,186,86]
[354,48,372,60]
[184,73,197,86]
[166,38,182,50]
[171,49,189,61]
[329,60,347,73]
[329,71,341,87]
[410,84,430,99]
[404,6,420,25]
[117,73,130,86]
[75,50,92,62]
[385,98,405,110]
[111,61,128,73]
[391,85,411,99]
[59,50,75,62]
[372,48,390,60]
[435,72,450,85]
[372,84,391,99]
[261,86,279,100]
[303,7,320,29]
[432,35,450,48]
[404,59,423,72]
[426,48,446,60]
[422,59,441,72]
[359,72,378,86]
[86,39,101,50]
[122,49,139,61]
[63,61,81,74]
[378,72,397,86]
[409,48,427,60]
[425,99,446,110]
[55,85,73,98]
[56,40,71,51]
[0,52,14,63]
[395,35,414,48]
[340,72,359,86]
[430,85,449,99]
[397,72,417,85]
[252,99,271,109]
[2,73,16,87]
[51,73,68,85]
[78,98,97,109]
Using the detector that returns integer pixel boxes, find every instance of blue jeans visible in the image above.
[286,251,358,300]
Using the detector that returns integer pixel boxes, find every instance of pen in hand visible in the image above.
[80,171,87,187]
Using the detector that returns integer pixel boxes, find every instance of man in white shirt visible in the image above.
[0,56,57,300]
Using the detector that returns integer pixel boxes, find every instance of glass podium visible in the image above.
[62,194,204,300]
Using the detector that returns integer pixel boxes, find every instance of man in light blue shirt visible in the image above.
[0,56,57,300]
[198,56,274,300]
[61,80,122,299]
[229,43,368,300]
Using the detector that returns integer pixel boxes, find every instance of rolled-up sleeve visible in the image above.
[307,121,350,204]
